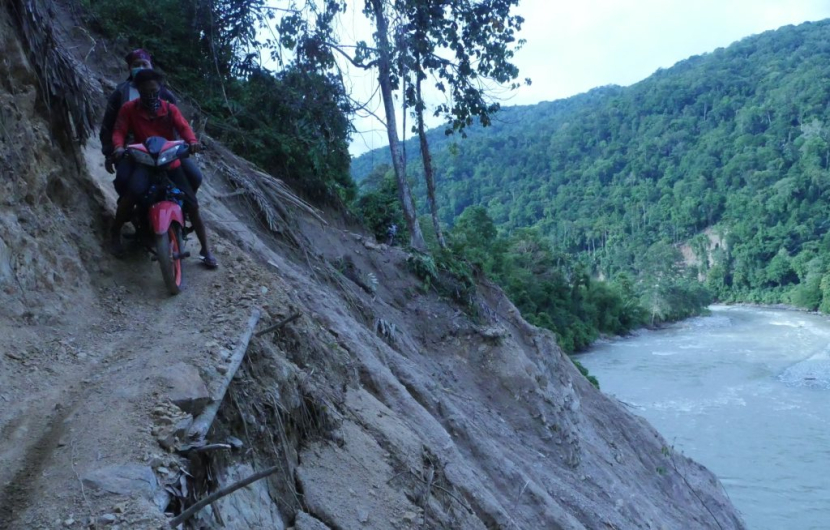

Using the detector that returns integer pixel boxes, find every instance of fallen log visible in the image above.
[254,312,301,338]
[187,309,261,442]
[169,464,280,528]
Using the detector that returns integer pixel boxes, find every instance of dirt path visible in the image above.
[0,141,280,529]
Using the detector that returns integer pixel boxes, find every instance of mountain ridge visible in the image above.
[353,18,830,307]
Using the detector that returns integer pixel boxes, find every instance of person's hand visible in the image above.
[188,143,202,154]
[113,147,126,160]
[104,157,115,174]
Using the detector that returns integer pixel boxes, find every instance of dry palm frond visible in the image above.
[210,145,326,226]
[204,139,329,253]
[8,0,98,144]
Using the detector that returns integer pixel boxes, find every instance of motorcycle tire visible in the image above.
[156,223,184,295]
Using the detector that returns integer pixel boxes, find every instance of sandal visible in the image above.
[200,249,219,269]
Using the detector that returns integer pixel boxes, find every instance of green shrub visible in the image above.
[571,358,600,389]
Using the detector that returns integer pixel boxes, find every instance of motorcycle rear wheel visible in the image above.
[156,224,184,295]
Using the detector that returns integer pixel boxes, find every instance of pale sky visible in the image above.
[344,0,830,156]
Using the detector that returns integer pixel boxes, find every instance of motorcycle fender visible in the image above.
[149,201,184,235]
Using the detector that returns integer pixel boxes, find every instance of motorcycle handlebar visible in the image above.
[115,141,206,163]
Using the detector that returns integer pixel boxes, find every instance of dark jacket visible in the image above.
[99,79,177,156]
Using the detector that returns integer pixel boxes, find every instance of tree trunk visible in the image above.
[370,0,425,250]
[415,64,446,248]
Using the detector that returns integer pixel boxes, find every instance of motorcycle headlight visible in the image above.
[157,147,179,166]
[129,149,156,167]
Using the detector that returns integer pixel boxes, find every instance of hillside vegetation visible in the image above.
[354,19,830,328]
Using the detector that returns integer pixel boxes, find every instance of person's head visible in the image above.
[133,69,164,113]
[125,49,153,79]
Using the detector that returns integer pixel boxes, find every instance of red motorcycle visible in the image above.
[125,136,193,295]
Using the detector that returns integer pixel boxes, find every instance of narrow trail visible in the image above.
[0,141,277,528]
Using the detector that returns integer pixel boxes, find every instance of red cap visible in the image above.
[125,49,152,65]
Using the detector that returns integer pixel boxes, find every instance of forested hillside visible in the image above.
[354,19,830,315]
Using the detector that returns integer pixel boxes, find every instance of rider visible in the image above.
[110,69,218,269]
[99,49,203,198]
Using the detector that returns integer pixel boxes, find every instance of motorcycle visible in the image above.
[124,136,193,295]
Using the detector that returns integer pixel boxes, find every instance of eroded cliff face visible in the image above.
[0,6,102,323]
[0,2,745,529]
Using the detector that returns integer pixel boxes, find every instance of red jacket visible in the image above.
[112,100,198,169]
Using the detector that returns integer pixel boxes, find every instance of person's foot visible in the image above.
[200,249,218,269]
[109,232,125,258]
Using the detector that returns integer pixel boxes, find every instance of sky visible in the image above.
[344,0,830,156]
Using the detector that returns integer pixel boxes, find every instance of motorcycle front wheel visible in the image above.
[156,223,184,295]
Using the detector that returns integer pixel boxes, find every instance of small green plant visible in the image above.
[571,358,600,389]
[656,466,666,476]
[406,249,478,310]
[406,252,438,286]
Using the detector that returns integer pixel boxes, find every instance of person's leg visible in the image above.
[113,157,135,198]
[110,165,150,256]
[180,157,203,194]
[169,168,217,268]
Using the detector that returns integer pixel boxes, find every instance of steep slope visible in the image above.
[1,2,744,529]
[353,19,830,304]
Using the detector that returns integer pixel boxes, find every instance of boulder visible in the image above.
[157,363,210,415]
[81,464,157,498]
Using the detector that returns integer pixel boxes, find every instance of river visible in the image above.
[577,305,830,530]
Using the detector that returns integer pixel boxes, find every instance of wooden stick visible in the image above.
[178,443,232,455]
[188,309,261,441]
[168,465,280,528]
[254,312,301,338]
[408,470,473,514]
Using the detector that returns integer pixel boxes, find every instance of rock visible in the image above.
[477,325,507,341]
[211,463,285,529]
[157,415,194,451]
[295,512,332,530]
[97,513,117,525]
[156,363,210,415]
[402,511,418,524]
[363,240,381,251]
[113,502,127,514]
[81,464,157,498]
[154,488,172,512]
[216,364,229,375]
[357,507,369,523]
[227,436,244,449]
[63,517,75,527]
